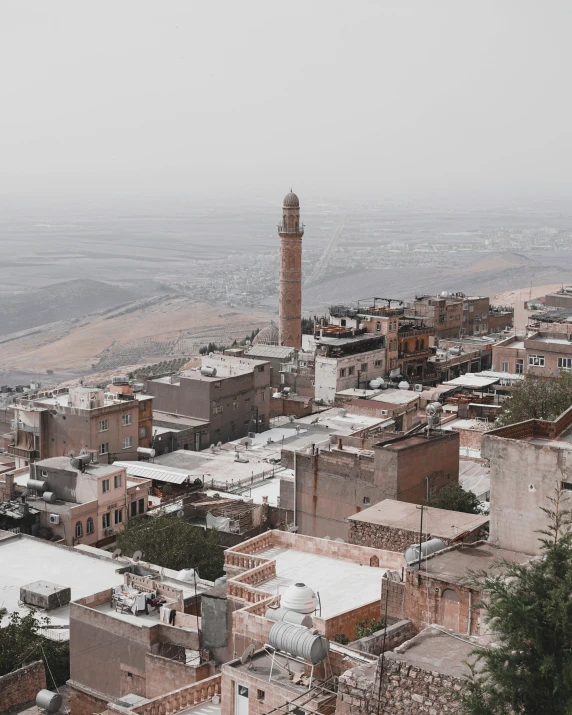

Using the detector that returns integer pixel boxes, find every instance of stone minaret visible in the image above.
[278,191,304,348]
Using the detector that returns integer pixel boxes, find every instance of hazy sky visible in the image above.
[2,1,572,203]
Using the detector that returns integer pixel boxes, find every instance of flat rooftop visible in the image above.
[420,542,531,585]
[226,651,311,696]
[370,389,420,406]
[348,499,489,540]
[34,456,122,477]
[245,345,295,359]
[0,533,124,628]
[255,543,388,619]
[388,628,477,679]
[153,411,209,428]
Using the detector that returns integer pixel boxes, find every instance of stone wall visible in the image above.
[337,657,463,714]
[0,660,46,711]
[144,653,212,699]
[348,520,487,553]
[348,619,415,656]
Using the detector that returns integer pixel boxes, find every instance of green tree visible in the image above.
[0,609,69,687]
[116,515,225,581]
[354,617,386,640]
[497,372,572,427]
[459,489,572,714]
[428,484,484,514]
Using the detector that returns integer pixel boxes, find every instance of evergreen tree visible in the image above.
[428,484,484,514]
[116,515,225,581]
[497,372,572,427]
[459,489,572,714]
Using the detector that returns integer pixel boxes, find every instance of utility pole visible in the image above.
[416,503,424,571]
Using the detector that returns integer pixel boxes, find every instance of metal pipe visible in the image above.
[467,590,472,636]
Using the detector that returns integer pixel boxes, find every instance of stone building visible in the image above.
[147,354,271,445]
[278,191,303,349]
[482,405,572,555]
[347,499,489,553]
[6,384,153,468]
[492,330,572,377]
[284,429,460,540]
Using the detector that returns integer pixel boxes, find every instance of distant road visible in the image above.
[304,215,346,286]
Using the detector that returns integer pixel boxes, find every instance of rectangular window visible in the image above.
[99,419,108,432]
[348,366,355,376]
[474,325,480,333]
[114,474,122,489]
[257,689,265,702]
[114,509,123,525]
[463,303,468,310]
[214,381,221,389]
[99,443,109,455]
[102,479,110,493]
[233,398,238,410]
[122,436,132,449]
[102,513,110,529]
[257,365,265,372]
[213,405,223,415]
[363,496,371,505]
[260,390,265,401]
[558,357,572,371]
[361,363,368,373]
[138,498,145,514]
[516,359,524,374]
[501,362,509,373]
[122,414,132,426]
[131,501,137,518]
[139,427,147,439]
[469,305,474,312]
[374,360,382,367]
[339,368,346,378]
[562,481,572,491]
[528,355,545,367]
[481,324,487,333]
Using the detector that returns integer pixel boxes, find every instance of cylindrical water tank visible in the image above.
[36,690,63,713]
[398,381,410,390]
[281,583,318,614]
[42,492,57,504]
[405,538,446,565]
[265,607,313,628]
[27,479,48,492]
[268,621,329,664]
[200,367,217,377]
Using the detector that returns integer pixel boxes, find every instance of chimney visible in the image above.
[337,437,343,450]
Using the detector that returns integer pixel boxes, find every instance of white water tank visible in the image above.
[268,621,329,664]
[405,538,446,565]
[281,582,318,614]
[200,367,217,377]
[36,690,63,713]
[398,381,410,390]
[265,607,313,628]
[369,378,384,389]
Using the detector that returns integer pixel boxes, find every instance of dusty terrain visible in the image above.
[0,293,272,381]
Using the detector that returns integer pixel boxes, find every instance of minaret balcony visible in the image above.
[278,224,304,236]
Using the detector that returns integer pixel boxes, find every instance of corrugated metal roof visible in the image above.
[245,345,295,359]
[113,461,190,485]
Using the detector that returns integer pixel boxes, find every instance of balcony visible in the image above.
[278,223,304,236]
[10,422,40,434]
[398,327,436,340]
[7,445,39,460]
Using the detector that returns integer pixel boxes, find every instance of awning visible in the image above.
[113,461,191,485]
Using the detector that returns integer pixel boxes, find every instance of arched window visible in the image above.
[75,521,83,538]
[415,339,420,351]
[86,517,94,535]
[420,339,424,350]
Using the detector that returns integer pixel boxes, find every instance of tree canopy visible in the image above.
[459,489,572,714]
[497,371,572,427]
[115,515,225,582]
[0,609,69,686]
[428,483,484,514]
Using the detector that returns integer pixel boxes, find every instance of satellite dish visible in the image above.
[240,643,255,667]
[210,444,216,453]
[67,450,75,458]
[217,441,222,448]
[112,548,122,559]
[80,447,88,455]
[132,550,142,563]
[240,437,253,448]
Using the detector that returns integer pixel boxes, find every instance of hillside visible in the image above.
[0,279,142,335]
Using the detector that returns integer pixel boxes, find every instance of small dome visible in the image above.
[252,322,279,346]
[283,191,299,208]
[281,582,318,614]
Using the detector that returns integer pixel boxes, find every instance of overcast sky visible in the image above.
[2,1,572,203]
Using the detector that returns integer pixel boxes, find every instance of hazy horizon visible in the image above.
[2,1,572,204]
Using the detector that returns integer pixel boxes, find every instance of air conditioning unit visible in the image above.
[414,384,423,392]
[49,513,60,525]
